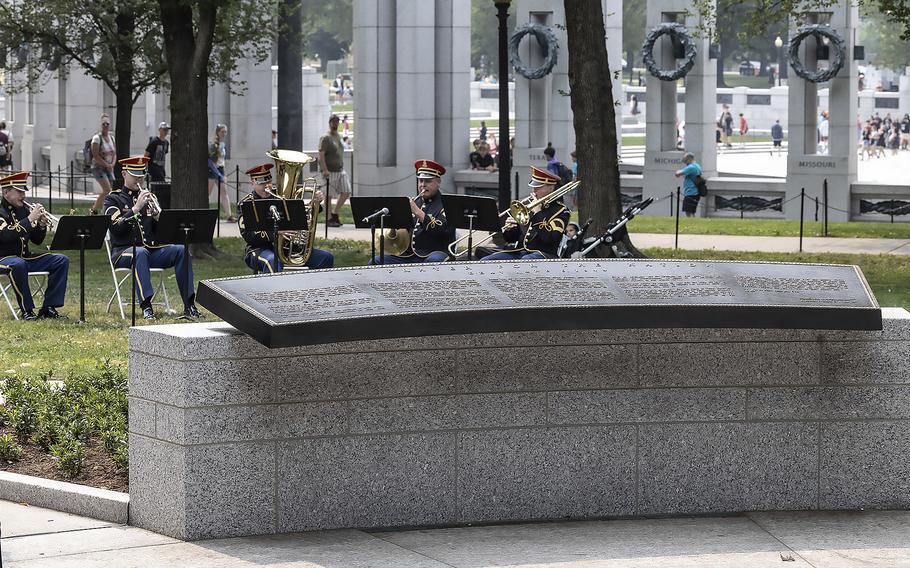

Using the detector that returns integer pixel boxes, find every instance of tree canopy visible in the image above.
[471,0,514,79]
[860,2,910,71]
[0,0,166,100]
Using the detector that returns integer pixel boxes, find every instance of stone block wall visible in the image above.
[129,308,910,540]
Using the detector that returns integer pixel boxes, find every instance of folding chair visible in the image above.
[104,234,174,319]
[0,269,49,320]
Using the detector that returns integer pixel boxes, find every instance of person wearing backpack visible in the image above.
[674,152,703,218]
[89,113,116,215]
[0,122,13,171]
[544,145,573,187]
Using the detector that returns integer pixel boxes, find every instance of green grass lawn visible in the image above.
[624,216,910,239]
[0,237,373,380]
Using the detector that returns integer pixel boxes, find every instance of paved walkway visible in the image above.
[2,500,908,567]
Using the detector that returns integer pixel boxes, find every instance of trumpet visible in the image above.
[137,183,161,216]
[24,201,60,231]
[447,181,580,259]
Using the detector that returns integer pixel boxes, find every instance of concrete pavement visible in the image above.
[2,500,909,567]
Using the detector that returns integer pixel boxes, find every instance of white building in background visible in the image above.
[2,54,327,190]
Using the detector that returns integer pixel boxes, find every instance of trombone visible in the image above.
[24,201,61,231]
[447,180,580,259]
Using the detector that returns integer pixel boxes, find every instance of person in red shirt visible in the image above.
[739,113,749,146]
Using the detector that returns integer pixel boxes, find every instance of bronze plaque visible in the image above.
[196,259,881,348]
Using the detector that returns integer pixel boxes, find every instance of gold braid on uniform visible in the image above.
[426,214,443,229]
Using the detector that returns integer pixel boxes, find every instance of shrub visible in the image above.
[49,439,85,478]
[0,433,23,462]
[1,362,128,474]
[111,440,128,470]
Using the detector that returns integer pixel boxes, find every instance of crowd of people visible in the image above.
[858,112,910,160]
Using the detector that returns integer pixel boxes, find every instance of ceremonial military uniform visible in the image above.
[103,156,198,319]
[0,171,69,319]
[238,163,334,273]
[484,166,570,261]
[369,159,455,265]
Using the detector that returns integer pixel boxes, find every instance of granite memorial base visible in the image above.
[128,309,910,540]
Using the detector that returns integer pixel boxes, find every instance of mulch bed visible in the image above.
[0,428,128,493]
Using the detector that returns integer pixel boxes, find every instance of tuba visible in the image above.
[265,149,320,267]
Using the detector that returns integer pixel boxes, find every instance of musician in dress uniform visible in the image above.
[0,171,69,319]
[238,163,334,272]
[483,166,570,260]
[103,156,200,320]
[369,159,456,264]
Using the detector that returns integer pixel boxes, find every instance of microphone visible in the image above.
[363,207,390,223]
[269,205,282,221]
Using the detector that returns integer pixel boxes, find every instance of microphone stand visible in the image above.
[465,209,477,261]
[379,213,386,265]
[369,218,377,265]
[130,213,139,327]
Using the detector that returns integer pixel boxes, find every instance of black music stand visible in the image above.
[155,209,218,321]
[350,196,412,265]
[239,199,309,273]
[49,215,111,323]
[441,194,500,260]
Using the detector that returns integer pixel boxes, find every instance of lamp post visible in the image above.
[494,0,511,212]
[774,36,783,87]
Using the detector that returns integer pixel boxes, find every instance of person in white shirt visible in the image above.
[89,113,116,215]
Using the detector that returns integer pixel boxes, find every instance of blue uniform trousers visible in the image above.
[114,245,194,306]
[245,248,334,273]
[369,251,449,265]
[0,254,69,312]
[482,251,546,261]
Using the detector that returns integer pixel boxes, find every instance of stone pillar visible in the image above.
[301,66,330,152]
[785,2,858,221]
[228,58,274,167]
[19,124,34,174]
[514,1,622,191]
[353,0,470,196]
[49,129,67,176]
[642,0,716,215]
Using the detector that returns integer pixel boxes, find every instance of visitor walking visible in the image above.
[771,120,784,156]
[89,113,116,215]
[319,114,352,227]
[674,153,702,218]
[720,106,733,148]
[207,124,234,222]
[738,113,749,146]
[901,114,910,150]
[0,121,14,171]
[144,122,170,183]
[817,111,829,155]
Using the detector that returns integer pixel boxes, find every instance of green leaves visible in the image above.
[0,434,23,462]
[50,439,85,478]
[1,361,128,477]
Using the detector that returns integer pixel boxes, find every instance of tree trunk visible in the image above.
[717,43,728,87]
[113,86,134,187]
[159,0,216,211]
[564,0,642,257]
[112,10,136,183]
[277,0,303,151]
